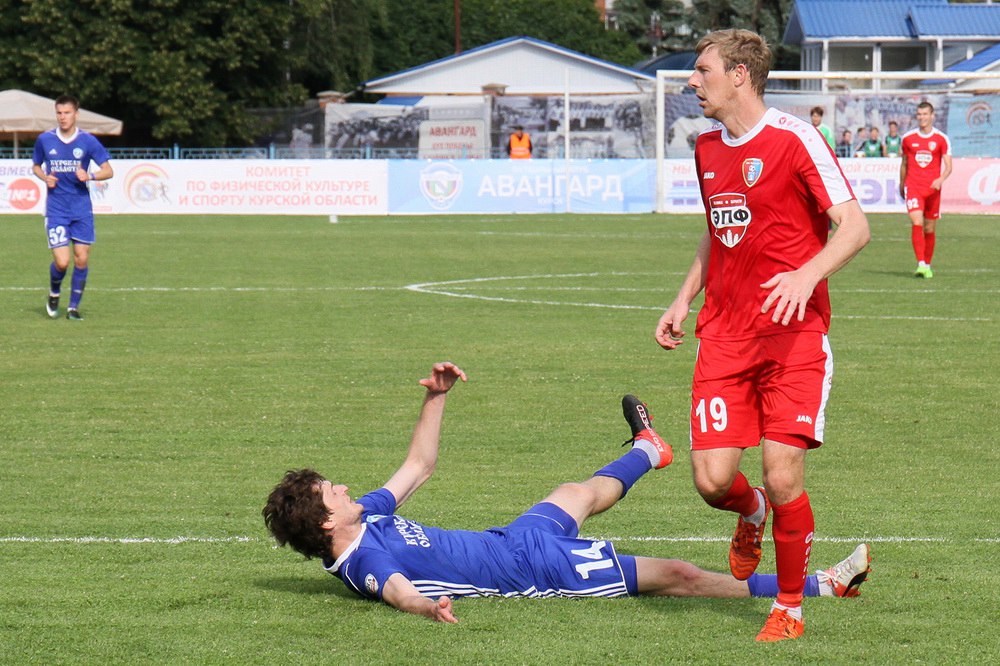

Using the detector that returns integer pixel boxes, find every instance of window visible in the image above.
[828,45,874,90]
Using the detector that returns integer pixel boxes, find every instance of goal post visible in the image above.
[655,69,1000,213]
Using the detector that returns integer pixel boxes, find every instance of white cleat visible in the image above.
[818,543,871,598]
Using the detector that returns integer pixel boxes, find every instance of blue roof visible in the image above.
[376,96,423,106]
[783,0,1000,43]
[922,43,1000,84]
[910,5,1000,37]
[784,1,944,42]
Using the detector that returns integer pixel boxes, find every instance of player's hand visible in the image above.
[419,362,467,394]
[931,178,943,191]
[430,596,459,623]
[44,174,58,189]
[760,269,821,326]
[75,168,91,183]
[655,303,689,349]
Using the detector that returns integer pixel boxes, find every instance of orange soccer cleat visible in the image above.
[755,606,805,642]
[729,486,770,580]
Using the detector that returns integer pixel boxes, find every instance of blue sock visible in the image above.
[593,449,652,498]
[747,573,820,598]
[70,267,88,310]
[50,263,66,295]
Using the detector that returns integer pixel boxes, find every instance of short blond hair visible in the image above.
[696,29,772,97]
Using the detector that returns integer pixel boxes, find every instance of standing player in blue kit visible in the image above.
[263,362,871,623]
[32,94,113,320]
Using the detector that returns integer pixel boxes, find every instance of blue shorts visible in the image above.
[495,502,639,597]
[45,215,95,249]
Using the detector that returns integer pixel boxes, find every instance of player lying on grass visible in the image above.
[263,362,870,623]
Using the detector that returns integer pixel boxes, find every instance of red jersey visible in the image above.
[693,108,855,341]
[901,128,951,192]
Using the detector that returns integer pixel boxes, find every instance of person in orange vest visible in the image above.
[506,125,532,159]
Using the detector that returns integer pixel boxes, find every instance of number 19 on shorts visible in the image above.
[695,397,728,432]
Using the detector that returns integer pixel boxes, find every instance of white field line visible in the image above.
[0,535,995,545]
[2,271,994,321]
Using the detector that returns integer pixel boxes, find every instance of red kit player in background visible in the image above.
[654,30,871,642]
[900,101,952,278]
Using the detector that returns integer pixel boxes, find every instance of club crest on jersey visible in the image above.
[73,148,84,159]
[742,158,764,188]
[708,193,752,248]
[365,574,379,595]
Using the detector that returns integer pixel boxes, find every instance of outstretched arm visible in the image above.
[382,573,458,623]
[382,362,467,509]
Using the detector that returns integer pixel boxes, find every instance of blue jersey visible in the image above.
[32,128,110,218]
[323,488,635,601]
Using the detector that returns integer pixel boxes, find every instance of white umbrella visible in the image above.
[0,89,123,157]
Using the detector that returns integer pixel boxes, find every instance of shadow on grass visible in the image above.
[254,576,356,599]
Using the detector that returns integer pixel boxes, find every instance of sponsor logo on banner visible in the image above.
[125,163,171,207]
[419,162,462,210]
[742,158,764,187]
[965,101,992,128]
[708,192,752,248]
[968,164,1000,207]
[1,178,42,211]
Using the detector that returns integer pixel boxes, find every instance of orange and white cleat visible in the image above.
[818,543,871,598]
[621,395,673,469]
[729,486,770,580]
[755,606,805,642]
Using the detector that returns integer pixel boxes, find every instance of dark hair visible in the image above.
[55,94,80,110]
[917,101,934,113]
[262,469,332,559]
[888,120,898,128]
[810,106,824,117]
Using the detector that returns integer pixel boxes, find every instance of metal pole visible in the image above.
[564,68,571,213]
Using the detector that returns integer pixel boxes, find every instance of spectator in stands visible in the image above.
[853,127,869,157]
[860,127,884,158]
[506,125,532,159]
[835,129,853,159]
[809,107,835,150]
[884,121,903,157]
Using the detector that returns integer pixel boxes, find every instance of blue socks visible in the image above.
[70,266,88,310]
[594,448,653,498]
[748,573,821,597]
[50,262,66,296]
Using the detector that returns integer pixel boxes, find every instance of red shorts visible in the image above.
[904,186,941,220]
[690,332,833,451]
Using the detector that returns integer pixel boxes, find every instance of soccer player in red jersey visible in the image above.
[653,29,871,642]
[900,102,952,278]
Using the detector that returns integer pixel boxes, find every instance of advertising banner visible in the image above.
[658,158,999,215]
[2,158,994,216]
[388,159,654,214]
[0,159,389,215]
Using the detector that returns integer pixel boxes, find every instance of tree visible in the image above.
[686,0,799,69]
[612,0,689,59]
[372,0,642,79]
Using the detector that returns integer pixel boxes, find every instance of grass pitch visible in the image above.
[1,212,997,664]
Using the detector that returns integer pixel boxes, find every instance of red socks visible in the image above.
[924,231,936,264]
[706,472,759,516]
[772,492,815,608]
[911,225,925,263]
